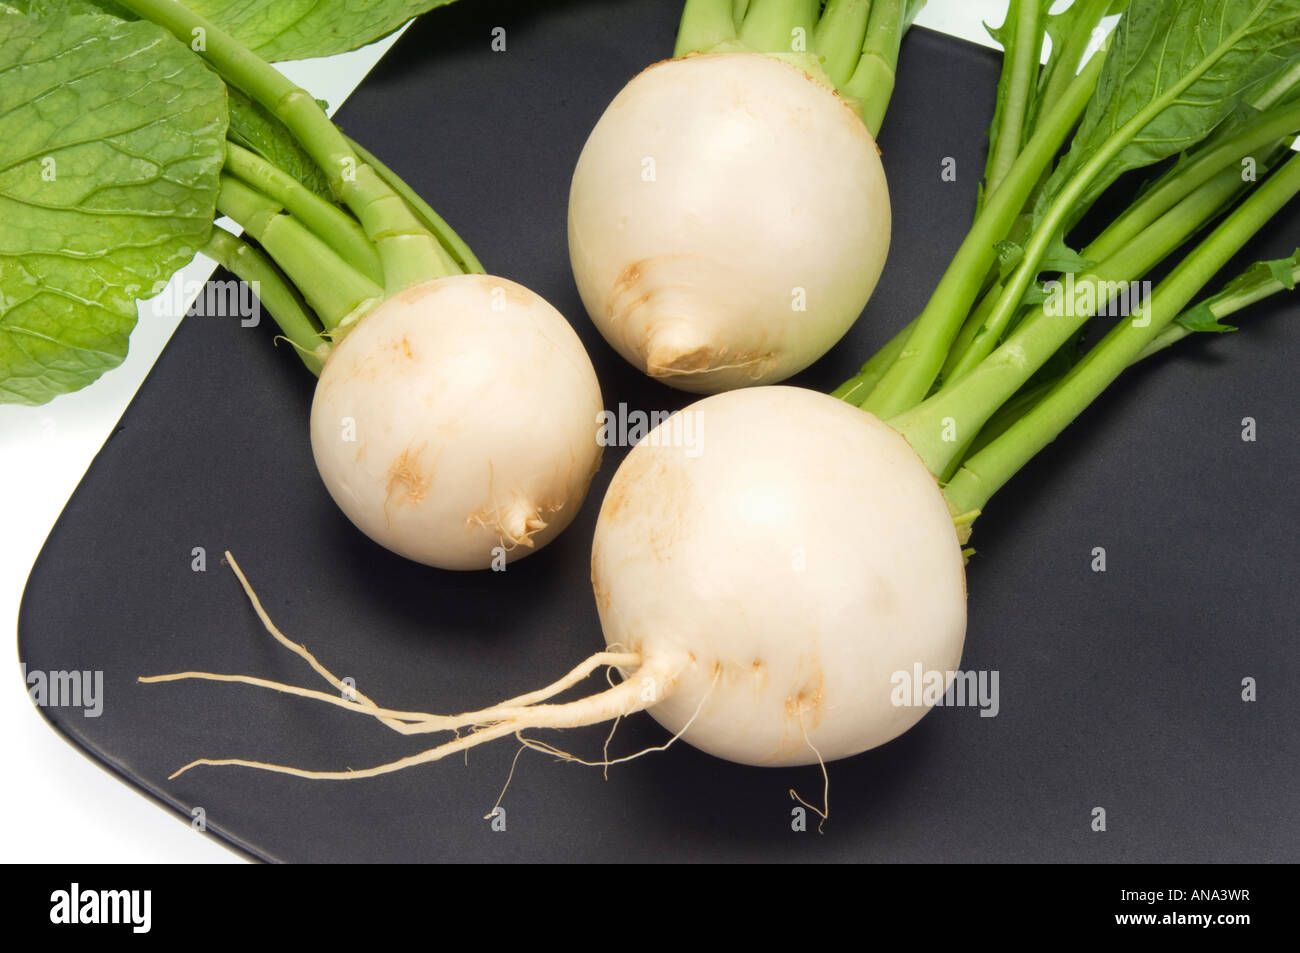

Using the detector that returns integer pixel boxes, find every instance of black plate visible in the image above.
[18,0,1300,862]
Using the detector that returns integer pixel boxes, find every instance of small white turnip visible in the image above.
[310,274,604,571]
[569,53,892,393]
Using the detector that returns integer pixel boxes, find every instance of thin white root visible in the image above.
[141,552,642,737]
[516,665,719,770]
[138,650,644,737]
[222,551,411,734]
[137,672,444,725]
[787,711,830,834]
[167,656,686,781]
[601,715,622,781]
[487,742,529,819]
[601,663,621,780]
[226,546,642,726]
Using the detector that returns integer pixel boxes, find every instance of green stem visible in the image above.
[831,314,915,403]
[1088,102,1300,263]
[115,0,452,295]
[942,133,1297,382]
[814,0,873,90]
[733,0,751,30]
[1029,0,1116,138]
[1139,255,1300,360]
[859,51,1104,417]
[225,143,383,285]
[738,0,818,54]
[954,259,1292,476]
[938,281,1005,384]
[891,160,1255,477]
[202,229,328,375]
[345,135,480,275]
[983,0,1046,202]
[675,0,740,56]
[943,152,1300,517]
[842,0,916,137]
[943,12,1281,386]
[217,176,385,331]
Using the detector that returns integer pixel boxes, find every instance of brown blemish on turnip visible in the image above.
[385,443,431,516]
[783,662,826,731]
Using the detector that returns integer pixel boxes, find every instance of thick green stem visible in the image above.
[938,281,1005,383]
[814,0,873,90]
[842,0,915,137]
[675,0,740,56]
[943,13,1281,386]
[738,0,818,54]
[831,314,915,403]
[890,161,1255,477]
[983,0,1046,202]
[202,229,327,375]
[939,374,1060,486]
[859,51,1104,417]
[345,136,480,276]
[1029,0,1116,137]
[217,176,385,331]
[941,135,1297,382]
[952,259,1297,476]
[115,0,452,295]
[943,152,1300,516]
[225,143,383,285]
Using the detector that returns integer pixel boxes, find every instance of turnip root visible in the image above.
[568,53,891,393]
[310,274,604,571]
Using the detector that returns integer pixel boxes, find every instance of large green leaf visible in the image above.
[1036,0,1300,228]
[0,13,228,405]
[1,0,126,14]
[186,0,457,62]
[5,1,458,62]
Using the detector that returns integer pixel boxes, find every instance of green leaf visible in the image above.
[1036,0,1300,231]
[995,234,1093,282]
[226,86,331,200]
[1,0,126,15]
[1176,249,1300,332]
[186,0,457,62]
[0,12,228,405]
[1027,0,1126,133]
[4,0,458,61]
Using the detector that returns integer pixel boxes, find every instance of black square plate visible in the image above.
[17,0,1300,862]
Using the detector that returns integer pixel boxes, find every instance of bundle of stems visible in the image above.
[832,0,1300,535]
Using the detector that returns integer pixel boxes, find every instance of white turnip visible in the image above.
[590,386,967,765]
[85,0,609,571]
[310,275,604,571]
[569,52,891,393]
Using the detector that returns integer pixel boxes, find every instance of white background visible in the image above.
[1,3,1008,863]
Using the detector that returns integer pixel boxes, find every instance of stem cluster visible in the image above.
[116,0,481,374]
[832,0,1300,531]
[675,0,925,135]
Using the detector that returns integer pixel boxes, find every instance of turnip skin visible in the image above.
[591,387,967,766]
[568,53,891,394]
[309,274,603,571]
